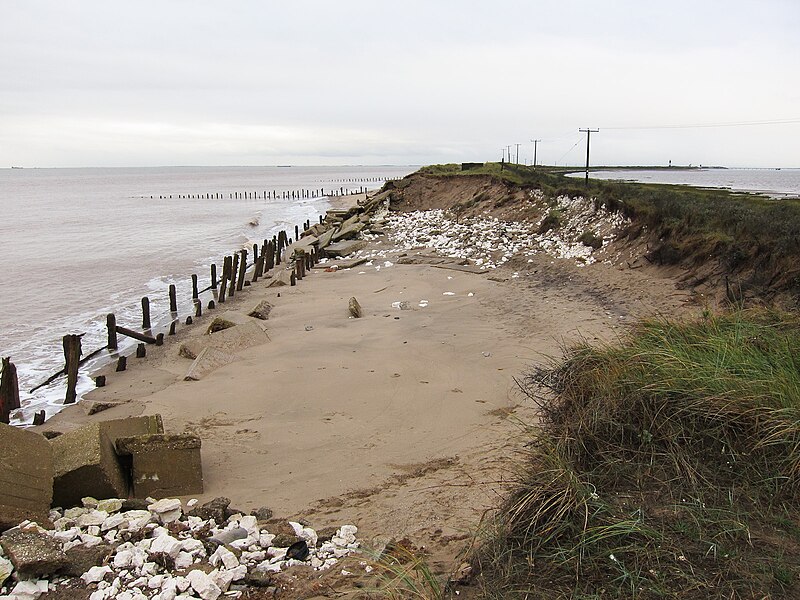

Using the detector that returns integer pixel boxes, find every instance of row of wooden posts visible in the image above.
[0,213,327,425]
[150,183,397,201]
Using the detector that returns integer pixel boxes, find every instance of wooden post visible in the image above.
[219,256,229,303]
[252,256,262,282]
[290,271,296,286]
[63,334,82,405]
[116,356,127,372]
[194,300,202,317]
[236,249,247,291]
[155,333,164,346]
[295,225,299,240]
[169,321,177,336]
[95,375,106,388]
[1,357,21,424]
[107,314,118,350]
[211,263,218,288]
[208,300,215,310]
[142,297,151,329]
[169,284,177,313]
[253,243,258,264]
[192,274,198,300]
[185,316,193,325]
[33,411,45,426]
[229,253,239,298]
[295,258,303,281]
[136,343,146,358]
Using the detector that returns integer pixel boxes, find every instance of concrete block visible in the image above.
[324,240,368,258]
[180,321,269,363]
[116,434,203,499]
[184,348,237,381]
[51,416,163,508]
[0,424,53,531]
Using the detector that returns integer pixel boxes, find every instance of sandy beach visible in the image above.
[32,182,693,592]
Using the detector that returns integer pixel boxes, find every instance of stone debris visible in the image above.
[346,192,629,269]
[0,497,362,599]
[348,297,363,319]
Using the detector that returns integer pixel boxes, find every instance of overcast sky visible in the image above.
[2,1,798,168]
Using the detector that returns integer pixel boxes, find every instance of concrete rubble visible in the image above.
[51,416,163,508]
[0,496,363,599]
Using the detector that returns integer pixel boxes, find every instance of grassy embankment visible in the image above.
[475,310,800,598]
[383,165,800,597]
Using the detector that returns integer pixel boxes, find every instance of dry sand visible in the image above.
[39,193,694,586]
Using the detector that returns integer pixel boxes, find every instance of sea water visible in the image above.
[575,167,800,198]
[0,165,415,423]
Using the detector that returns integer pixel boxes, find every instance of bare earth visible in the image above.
[39,193,694,595]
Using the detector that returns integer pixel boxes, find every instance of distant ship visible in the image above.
[11,166,23,169]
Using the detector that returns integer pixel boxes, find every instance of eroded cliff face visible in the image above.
[385,171,800,308]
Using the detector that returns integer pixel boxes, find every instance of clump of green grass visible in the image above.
[538,209,562,234]
[578,230,603,249]
[473,310,800,598]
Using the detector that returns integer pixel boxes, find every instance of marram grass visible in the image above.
[475,310,800,599]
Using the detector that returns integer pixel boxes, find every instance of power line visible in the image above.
[579,128,599,185]
[602,117,800,131]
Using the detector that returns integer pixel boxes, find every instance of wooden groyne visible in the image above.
[144,178,400,201]
[1,187,393,425]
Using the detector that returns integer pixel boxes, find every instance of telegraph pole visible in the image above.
[515,143,520,164]
[530,139,541,169]
[507,145,512,164]
[579,128,599,185]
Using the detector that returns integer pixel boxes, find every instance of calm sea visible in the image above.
[576,168,800,198]
[0,166,415,424]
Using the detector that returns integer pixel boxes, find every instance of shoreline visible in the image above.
[27,180,691,587]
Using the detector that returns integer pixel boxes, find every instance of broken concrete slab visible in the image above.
[51,416,163,508]
[324,240,368,258]
[116,434,203,499]
[348,297,363,319]
[179,321,269,362]
[184,347,238,381]
[267,268,294,287]
[248,300,273,320]
[0,529,68,578]
[0,423,54,531]
[317,227,336,249]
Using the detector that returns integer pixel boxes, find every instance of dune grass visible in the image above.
[474,310,800,598]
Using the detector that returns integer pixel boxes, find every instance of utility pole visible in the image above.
[515,143,520,164]
[507,145,512,164]
[530,139,541,169]
[579,128,599,185]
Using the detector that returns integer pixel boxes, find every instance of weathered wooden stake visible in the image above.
[105,314,118,349]
[136,343,146,358]
[211,263,218,288]
[208,300,216,310]
[142,297,151,329]
[116,356,127,372]
[169,284,177,313]
[169,321,177,336]
[0,357,21,424]
[95,375,106,388]
[290,272,296,286]
[63,334,82,405]
[236,249,247,291]
[192,274,198,299]
[185,316,193,325]
[33,410,45,426]
[194,300,202,317]
[155,333,164,346]
[229,254,238,298]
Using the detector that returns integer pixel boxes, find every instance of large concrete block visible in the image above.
[0,424,53,531]
[116,434,203,499]
[51,415,163,508]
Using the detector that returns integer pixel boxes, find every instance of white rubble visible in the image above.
[0,498,362,599]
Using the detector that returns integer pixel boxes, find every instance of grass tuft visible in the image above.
[474,309,800,598]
